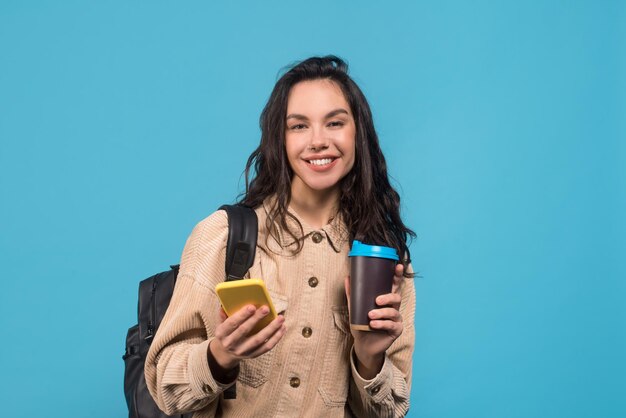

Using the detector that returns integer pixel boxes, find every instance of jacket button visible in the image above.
[311,232,323,243]
[290,377,301,388]
[302,327,312,338]
[308,277,318,287]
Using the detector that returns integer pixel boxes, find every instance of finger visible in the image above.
[369,319,404,338]
[248,321,287,358]
[237,314,285,355]
[215,305,256,340]
[375,292,402,309]
[224,305,273,348]
[368,307,402,322]
[246,315,287,358]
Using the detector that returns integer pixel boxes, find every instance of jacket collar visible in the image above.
[257,197,349,253]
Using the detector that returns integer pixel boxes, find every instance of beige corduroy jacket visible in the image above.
[145,202,415,417]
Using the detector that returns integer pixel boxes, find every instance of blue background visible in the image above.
[1,1,624,417]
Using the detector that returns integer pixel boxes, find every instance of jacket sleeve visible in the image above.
[347,268,416,418]
[144,210,231,415]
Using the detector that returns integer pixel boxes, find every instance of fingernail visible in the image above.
[260,306,269,315]
[247,305,255,313]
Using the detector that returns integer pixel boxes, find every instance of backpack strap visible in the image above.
[218,204,258,400]
[219,204,258,281]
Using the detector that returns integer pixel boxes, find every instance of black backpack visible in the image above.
[123,205,258,418]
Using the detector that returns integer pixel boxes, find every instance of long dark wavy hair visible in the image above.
[239,56,416,277]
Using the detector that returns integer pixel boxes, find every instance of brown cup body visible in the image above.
[349,256,396,331]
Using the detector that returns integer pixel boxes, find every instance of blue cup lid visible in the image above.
[348,240,399,261]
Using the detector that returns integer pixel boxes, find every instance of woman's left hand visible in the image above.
[344,263,405,380]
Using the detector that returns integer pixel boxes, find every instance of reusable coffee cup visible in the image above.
[348,240,399,331]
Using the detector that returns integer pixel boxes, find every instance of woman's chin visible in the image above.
[295,178,341,196]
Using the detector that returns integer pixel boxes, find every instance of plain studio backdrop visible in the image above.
[0,1,624,417]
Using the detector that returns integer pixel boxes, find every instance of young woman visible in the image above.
[145,56,416,418]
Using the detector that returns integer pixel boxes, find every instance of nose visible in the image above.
[308,127,330,152]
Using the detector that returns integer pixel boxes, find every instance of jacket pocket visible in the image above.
[238,291,288,388]
[318,305,352,407]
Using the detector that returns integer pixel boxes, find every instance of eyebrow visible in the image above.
[286,108,350,121]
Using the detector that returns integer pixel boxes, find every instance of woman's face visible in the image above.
[285,79,356,198]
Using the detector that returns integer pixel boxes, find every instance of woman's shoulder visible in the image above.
[178,210,230,280]
[193,208,230,234]
[186,209,230,248]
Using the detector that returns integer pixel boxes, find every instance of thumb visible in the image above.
[218,307,228,324]
[391,264,405,294]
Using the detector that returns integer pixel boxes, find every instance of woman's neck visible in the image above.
[289,183,339,229]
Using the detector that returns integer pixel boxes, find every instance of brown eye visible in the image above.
[289,124,307,130]
[328,121,345,128]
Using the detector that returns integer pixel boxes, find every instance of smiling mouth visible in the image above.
[306,158,337,166]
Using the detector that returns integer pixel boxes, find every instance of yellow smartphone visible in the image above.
[215,279,277,335]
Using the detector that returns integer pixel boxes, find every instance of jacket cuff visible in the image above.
[187,338,236,399]
[350,346,393,403]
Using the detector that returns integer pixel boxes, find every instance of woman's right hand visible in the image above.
[209,305,286,371]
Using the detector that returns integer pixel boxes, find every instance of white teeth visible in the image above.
[309,158,333,166]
